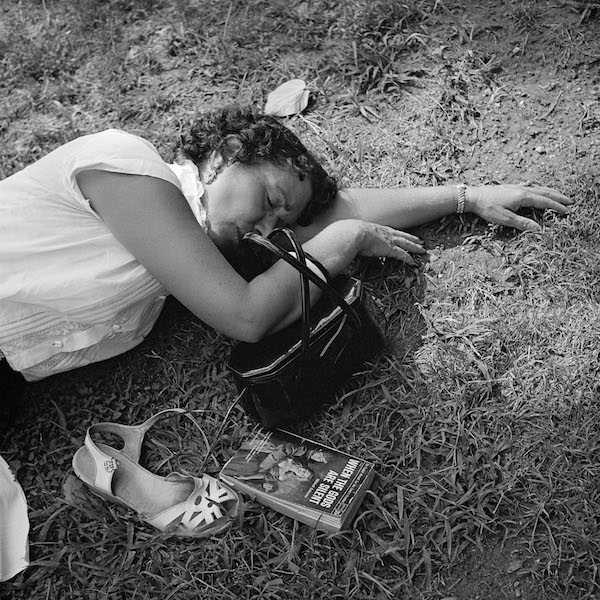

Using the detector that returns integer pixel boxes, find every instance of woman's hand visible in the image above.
[467,184,572,231]
[356,221,426,265]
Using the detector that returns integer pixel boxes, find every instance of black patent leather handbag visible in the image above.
[228,228,385,429]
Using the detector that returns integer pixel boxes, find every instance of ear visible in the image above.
[221,135,243,164]
[206,150,228,173]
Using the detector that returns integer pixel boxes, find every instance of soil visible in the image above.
[458,3,599,185]
[420,4,599,597]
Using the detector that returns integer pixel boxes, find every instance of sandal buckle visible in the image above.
[104,457,118,473]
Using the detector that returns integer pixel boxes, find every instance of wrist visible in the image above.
[353,219,370,255]
[328,219,366,253]
[304,219,364,273]
[465,186,480,214]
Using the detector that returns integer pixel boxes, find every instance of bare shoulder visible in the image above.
[76,169,181,216]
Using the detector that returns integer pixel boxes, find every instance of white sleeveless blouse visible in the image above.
[0,129,205,381]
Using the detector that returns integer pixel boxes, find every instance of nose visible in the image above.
[254,213,279,237]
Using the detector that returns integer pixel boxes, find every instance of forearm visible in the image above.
[251,220,363,334]
[297,185,470,239]
[344,186,471,228]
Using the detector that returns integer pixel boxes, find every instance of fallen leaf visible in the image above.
[264,79,309,117]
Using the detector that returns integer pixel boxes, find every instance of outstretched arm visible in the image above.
[296,184,572,240]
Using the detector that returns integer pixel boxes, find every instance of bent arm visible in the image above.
[77,170,372,341]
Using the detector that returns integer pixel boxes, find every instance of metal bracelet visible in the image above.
[456,183,467,214]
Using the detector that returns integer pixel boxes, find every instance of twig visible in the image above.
[541,91,563,119]
[577,101,590,130]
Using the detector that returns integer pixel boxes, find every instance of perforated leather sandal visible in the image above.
[72,408,239,538]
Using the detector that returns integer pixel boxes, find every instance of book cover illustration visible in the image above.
[220,425,375,531]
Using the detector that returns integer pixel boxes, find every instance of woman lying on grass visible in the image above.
[0,104,571,389]
[0,104,571,539]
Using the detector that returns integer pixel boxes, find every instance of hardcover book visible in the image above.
[219,425,375,532]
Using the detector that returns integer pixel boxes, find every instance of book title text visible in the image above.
[308,459,359,508]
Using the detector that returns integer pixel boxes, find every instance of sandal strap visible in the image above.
[147,474,238,533]
[83,408,189,494]
[83,425,122,495]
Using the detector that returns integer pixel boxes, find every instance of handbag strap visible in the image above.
[242,228,362,329]
[280,228,312,367]
[244,228,313,371]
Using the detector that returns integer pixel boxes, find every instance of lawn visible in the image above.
[1,0,599,598]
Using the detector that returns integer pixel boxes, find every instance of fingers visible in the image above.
[392,231,426,254]
[522,186,573,205]
[512,215,542,232]
[391,247,417,266]
[387,229,425,264]
[394,230,423,244]
[489,206,541,232]
[364,225,425,264]
[520,191,571,214]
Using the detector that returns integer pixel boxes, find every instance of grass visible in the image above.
[1,0,600,598]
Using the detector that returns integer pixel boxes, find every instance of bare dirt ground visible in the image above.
[456,3,599,185]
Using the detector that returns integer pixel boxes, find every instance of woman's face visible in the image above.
[201,159,312,257]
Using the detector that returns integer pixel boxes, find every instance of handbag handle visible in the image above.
[245,228,313,371]
[277,228,312,367]
[243,228,363,379]
[242,228,362,330]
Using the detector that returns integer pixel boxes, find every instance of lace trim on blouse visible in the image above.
[0,274,167,379]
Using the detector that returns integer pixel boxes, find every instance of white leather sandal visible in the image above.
[72,409,239,538]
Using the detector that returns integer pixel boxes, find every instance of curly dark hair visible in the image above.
[176,105,338,226]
